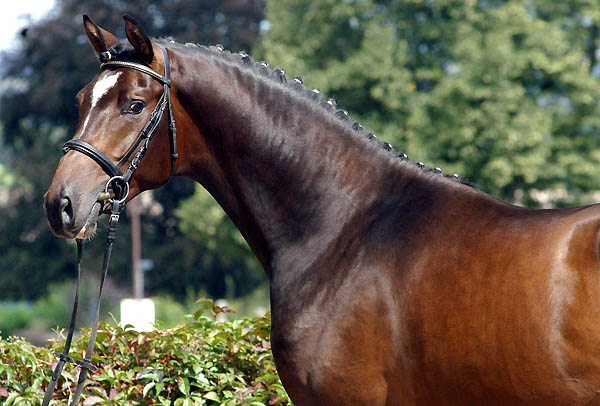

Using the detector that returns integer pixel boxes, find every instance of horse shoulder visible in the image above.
[547,204,600,401]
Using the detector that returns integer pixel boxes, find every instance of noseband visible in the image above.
[63,45,178,205]
[42,46,177,406]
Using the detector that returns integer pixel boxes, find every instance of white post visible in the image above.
[120,198,155,331]
[120,298,155,331]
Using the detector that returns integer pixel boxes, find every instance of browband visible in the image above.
[100,59,171,87]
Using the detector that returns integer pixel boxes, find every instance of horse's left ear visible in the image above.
[83,15,119,58]
[123,15,154,64]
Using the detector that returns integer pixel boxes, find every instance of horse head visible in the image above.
[44,16,177,239]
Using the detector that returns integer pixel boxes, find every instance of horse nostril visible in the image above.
[60,196,74,227]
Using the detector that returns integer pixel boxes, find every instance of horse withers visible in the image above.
[44,15,600,405]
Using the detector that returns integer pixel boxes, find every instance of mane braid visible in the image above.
[147,38,468,186]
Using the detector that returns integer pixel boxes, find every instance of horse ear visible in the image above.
[82,15,119,58]
[123,15,154,64]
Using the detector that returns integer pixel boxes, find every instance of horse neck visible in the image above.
[170,48,427,276]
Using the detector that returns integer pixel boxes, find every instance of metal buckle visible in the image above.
[99,51,112,62]
[104,175,129,204]
[75,359,98,372]
[53,352,74,364]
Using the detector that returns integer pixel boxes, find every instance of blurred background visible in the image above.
[1,0,600,343]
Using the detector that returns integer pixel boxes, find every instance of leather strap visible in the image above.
[101,60,171,86]
[42,240,83,406]
[63,139,122,178]
[122,92,169,182]
[70,201,121,405]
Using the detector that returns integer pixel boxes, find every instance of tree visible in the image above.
[175,185,263,299]
[255,0,600,205]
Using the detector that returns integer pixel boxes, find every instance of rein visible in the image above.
[42,46,177,406]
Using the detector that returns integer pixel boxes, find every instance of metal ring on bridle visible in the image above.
[105,175,129,203]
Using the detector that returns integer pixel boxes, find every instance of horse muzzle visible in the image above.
[44,184,102,239]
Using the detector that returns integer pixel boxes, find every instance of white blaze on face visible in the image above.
[80,71,122,135]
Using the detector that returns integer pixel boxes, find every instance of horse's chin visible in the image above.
[75,201,102,240]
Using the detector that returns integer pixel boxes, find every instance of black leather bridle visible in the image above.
[42,45,177,406]
[63,45,178,201]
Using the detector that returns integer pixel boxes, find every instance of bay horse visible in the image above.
[44,15,600,405]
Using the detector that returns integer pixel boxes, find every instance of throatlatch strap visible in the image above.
[42,240,83,406]
[167,84,178,176]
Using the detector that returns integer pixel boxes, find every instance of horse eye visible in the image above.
[126,100,144,114]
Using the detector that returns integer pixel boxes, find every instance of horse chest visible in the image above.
[269,265,407,405]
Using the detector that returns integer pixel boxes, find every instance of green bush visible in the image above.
[0,300,290,405]
[0,303,34,338]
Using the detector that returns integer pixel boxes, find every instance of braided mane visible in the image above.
[107,37,466,185]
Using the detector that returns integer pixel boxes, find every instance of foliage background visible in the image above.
[2,0,600,328]
[0,302,290,405]
[256,0,600,205]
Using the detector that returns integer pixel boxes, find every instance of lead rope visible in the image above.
[70,200,121,405]
[41,200,122,405]
[41,240,83,406]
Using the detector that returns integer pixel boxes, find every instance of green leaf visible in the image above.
[203,391,220,402]
[4,392,19,406]
[143,382,156,398]
[178,377,190,396]
[82,396,103,405]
